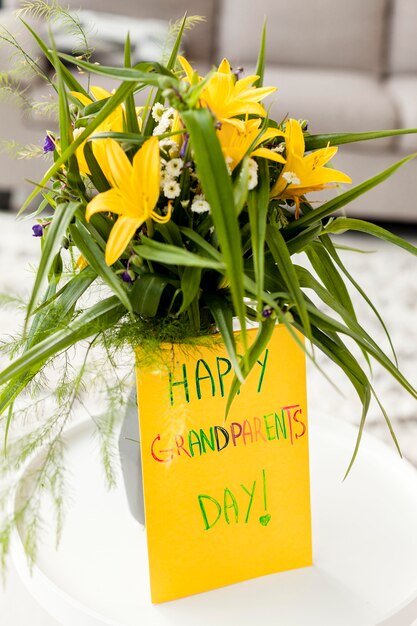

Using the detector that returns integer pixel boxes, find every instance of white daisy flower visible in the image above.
[151,102,165,122]
[160,169,169,188]
[166,158,184,178]
[248,169,258,190]
[159,138,179,156]
[162,107,176,120]
[282,171,301,185]
[248,158,258,173]
[191,194,211,213]
[163,180,181,199]
[272,143,285,153]
[225,155,233,175]
[153,116,172,136]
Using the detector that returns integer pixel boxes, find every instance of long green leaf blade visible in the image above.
[26,201,81,320]
[69,222,133,313]
[305,128,417,151]
[324,217,417,256]
[248,158,269,314]
[265,224,312,340]
[182,108,247,350]
[130,274,170,316]
[284,152,417,233]
[255,19,267,87]
[225,318,276,417]
[136,237,224,269]
[204,294,243,382]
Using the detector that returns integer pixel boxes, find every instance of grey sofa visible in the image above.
[1,0,417,222]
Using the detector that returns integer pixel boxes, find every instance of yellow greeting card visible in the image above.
[136,324,312,603]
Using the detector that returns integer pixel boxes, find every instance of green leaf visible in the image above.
[136,236,224,270]
[0,298,125,387]
[285,223,322,255]
[265,224,312,340]
[320,232,398,366]
[156,220,184,247]
[306,241,357,321]
[302,322,372,476]
[305,242,369,368]
[255,19,267,87]
[182,108,248,351]
[58,52,175,85]
[179,227,223,262]
[284,152,417,233]
[305,128,417,151]
[324,217,417,257]
[225,317,276,418]
[233,158,250,215]
[204,294,243,382]
[34,270,96,316]
[130,274,170,316]
[83,142,111,193]
[49,30,84,192]
[305,303,417,399]
[123,34,141,135]
[69,222,133,313]
[178,266,201,315]
[144,14,188,135]
[20,18,89,98]
[248,158,269,313]
[26,201,81,320]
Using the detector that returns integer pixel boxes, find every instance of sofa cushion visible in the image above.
[388,0,417,73]
[262,67,398,151]
[385,76,417,152]
[216,0,389,75]
[63,0,216,62]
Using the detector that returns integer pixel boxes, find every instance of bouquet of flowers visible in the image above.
[0,7,417,565]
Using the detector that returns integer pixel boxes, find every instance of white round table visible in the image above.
[12,413,417,626]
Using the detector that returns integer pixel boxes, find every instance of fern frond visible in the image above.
[17,1,94,59]
[0,139,47,160]
[0,26,50,84]
[31,98,59,119]
[161,15,206,64]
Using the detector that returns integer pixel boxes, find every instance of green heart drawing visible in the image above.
[259,514,272,526]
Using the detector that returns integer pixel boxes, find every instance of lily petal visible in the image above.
[286,119,306,157]
[217,58,231,74]
[250,147,286,163]
[85,189,123,221]
[69,91,92,107]
[106,139,134,191]
[178,55,198,83]
[90,86,112,101]
[132,137,161,215]
[105,215,142,265]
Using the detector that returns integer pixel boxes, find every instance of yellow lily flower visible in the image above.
[71,86,135,178]
[75,254,89,271]
[86,138,170,265]
[270,119,352,216]
[217,118,285,171]
[178,56,276,121]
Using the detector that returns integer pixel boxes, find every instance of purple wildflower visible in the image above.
[121,270,135,284]
[179,133,189,158]
[233,66,244,80]
[43,133,55,154]
[262,307,273,318]
[32,224,44,237]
